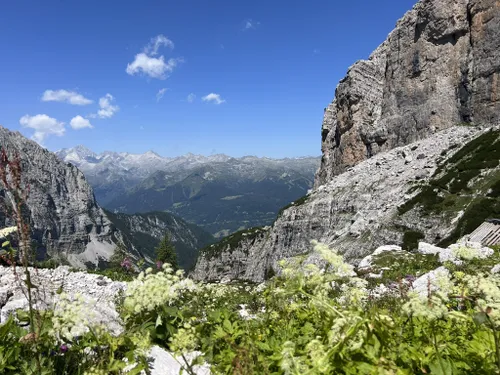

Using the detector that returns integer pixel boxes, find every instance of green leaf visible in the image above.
[429,358,453,375]
[223,318,232,333]
[473,312,488,326]
[2,241,10,248]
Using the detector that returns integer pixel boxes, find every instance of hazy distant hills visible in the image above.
[56,146,320,238]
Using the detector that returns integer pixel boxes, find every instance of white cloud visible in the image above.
[202,93,225,105]
[126,35,183,80]
[41,90,93,105]
[19,114,65,144]
[243,19,260,30]
[126,54,183,80]
[187,93,196,103]
[69,115,93,130]
[156,88,168,102]
[144,35,174,56]
[94,93,119,119]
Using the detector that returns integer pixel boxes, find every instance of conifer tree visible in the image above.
[155,233,178,269]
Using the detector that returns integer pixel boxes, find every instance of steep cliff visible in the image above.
[193,126,498,281]
[0,126,125,268]
[316,0,500,187]
[0,126,211,269]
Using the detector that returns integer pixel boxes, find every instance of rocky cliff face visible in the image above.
[0,126,127,268]
[0,126,211,270]
[192,0,500,282]
[192,126,493,281]
[316,0,500,187]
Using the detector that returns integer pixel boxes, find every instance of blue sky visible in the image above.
[0,0,416,158]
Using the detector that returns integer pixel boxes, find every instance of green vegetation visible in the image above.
[277,194,309,218]
[104,209,214,270]
[200,226,265,259]
[155,233,178,269]
[402,230,425,250]
[398,130,500,244]
[121,241,500,374]
[439,197,500,247]
[361,250,441,286]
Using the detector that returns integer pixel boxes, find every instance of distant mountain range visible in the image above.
[0,127,213,270]
[56,146,320,238]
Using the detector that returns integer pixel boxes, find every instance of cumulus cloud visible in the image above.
[202,93,225,105]
[19,114,65,143]
[41,90,93,105]
[96,93,119,118]
[156,88,168,102]
[187,93,196,103]
[126,35,183,80]
[144,35,174,56]
[126,54,183,80]
[243,19,260,30]
[69,115,93,130]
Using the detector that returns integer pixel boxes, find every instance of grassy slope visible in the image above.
[397,129,500,246]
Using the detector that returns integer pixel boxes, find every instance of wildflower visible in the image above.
[405,274,416,284]
[0,226,17,238]
[124,266,197,316]
[169,326,198,354]
[402,292,448,320]
[60,344,68,353]
[51,294,98,342]
[121,257,132,270]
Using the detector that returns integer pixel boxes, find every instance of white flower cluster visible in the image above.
[51,293,97,342]
[401,264,500,324]
[465,274,500,326]
[450,242,494,262]
[312,241,368,305]
[123,264,197,315]
[0,226,17,239]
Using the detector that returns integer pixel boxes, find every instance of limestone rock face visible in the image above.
[0,126,125,267]
[191,126,483,282]
[315,0,500,187]
[0,126,213,269]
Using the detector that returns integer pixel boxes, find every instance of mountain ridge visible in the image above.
[192,0,500,281]
[57,146,320,237]
[0,126,214,270]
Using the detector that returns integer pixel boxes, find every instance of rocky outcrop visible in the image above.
[0,265,209,375]
[0,126,211,269]
[316,0,500,187]
[192,126,486,281]
[193,0,500,282]
[0,126,129,268]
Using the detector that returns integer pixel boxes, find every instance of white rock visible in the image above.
[358,245,402,271]
[417,242,444,255]
[412,267,451,297]
[148,346,210,375]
